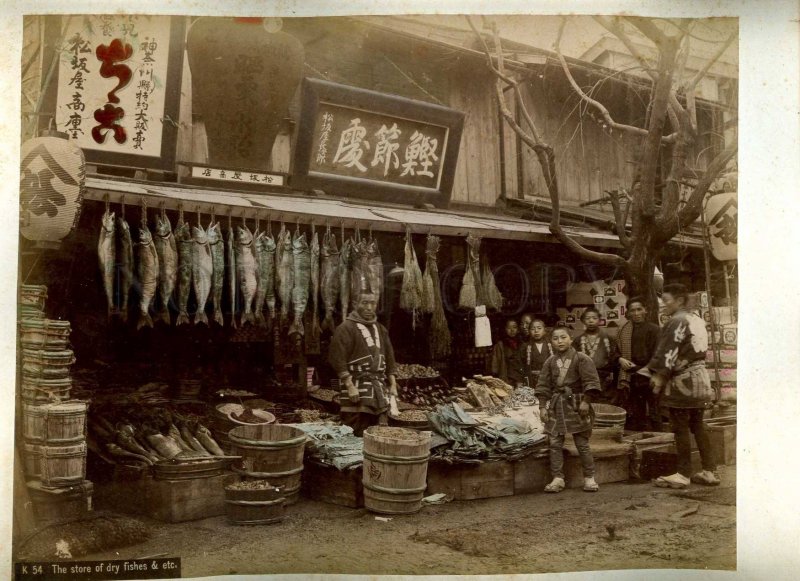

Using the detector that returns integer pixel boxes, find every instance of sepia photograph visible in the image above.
[2,1,798,580]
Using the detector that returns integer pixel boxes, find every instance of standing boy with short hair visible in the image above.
[536,325,602,493]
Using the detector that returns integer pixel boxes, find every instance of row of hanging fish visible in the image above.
[98,207,385,333]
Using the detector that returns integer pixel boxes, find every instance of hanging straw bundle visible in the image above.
[459,233,484,309]
[400,227,424,325]
[425,234,451,360]
[482,254,504,311]
[421,235,436,314]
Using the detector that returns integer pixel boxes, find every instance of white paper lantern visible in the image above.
[20,132,85,243]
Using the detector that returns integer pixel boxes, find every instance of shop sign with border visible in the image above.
[292,78,464,208]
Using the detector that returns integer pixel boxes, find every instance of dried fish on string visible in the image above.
[154,212,178,325]
[320,228,340,332]
[117,215,134,324]
[400,227,424,324]
[458,233,484,309]
[308,230,322,352]
[338,234,352,322]
[235,224,258,325]
[136,223,159,330]
[98,208,115,319]
[366,236,384,306]
[289,229,310,337]
[425,234,451,360]
[277,225,294,327]
[226,219,238,328]
[191,223,213,325]
[349,233,368,310]
[174,219,193,326]
[207,222,225,326]
[253,230,269,327]
[481,253,504,312]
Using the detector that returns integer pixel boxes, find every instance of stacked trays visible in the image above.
[18,285,92,522]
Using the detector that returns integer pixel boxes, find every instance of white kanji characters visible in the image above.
[316,112,334,165]
[370,123,401,177]
[401,130,439,178]
[332,118,370,172]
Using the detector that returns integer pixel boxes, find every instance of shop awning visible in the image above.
[83,176,623,248]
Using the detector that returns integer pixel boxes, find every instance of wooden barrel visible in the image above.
[228,424,307,505]
[23,401,87,444]
[21,377,72,404]
[20,319,71,350]
[224,482,286,525]
[592,403,627,428]
[22,349,75,379]
[18,305,45,321]
[362,426,431,515]
[19,284,48,310]
[38,442,87,487]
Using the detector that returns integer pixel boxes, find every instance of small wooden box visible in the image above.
[27,479,93,526]
[301,459,363,508]
[640,445,702,480]
[706,421,736,465]
[426,459,514,500]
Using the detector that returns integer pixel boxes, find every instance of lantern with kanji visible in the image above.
[19,131,85,244]
[704,192,738,262]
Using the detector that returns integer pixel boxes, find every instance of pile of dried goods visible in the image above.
[311,388,337,402]
[231,408,270,424]
[391,409,429,422]
[226,479,274,491]
[395,363,439,380]
[294,409,322,423]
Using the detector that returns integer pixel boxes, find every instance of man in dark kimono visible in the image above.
[536,326,602,493]
[573,307,620,404]
[521,318,553,388]
[329,292,398,436]
[617,297,662,431]
[647,283,718,489]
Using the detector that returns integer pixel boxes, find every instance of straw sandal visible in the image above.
[691,470,721,486]
[544,477,566,493]
[654,473,690,489]
[583,477,599,492]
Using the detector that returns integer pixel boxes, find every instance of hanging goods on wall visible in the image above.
[20,131,85,246]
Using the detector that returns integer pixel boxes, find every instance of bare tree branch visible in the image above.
[554,20,652,140]
[607,189,633,249]
[683,31,736,92]
[625,17,670,47]
[593,16,657,80]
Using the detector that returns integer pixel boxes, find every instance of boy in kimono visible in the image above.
[536,325,602,493]
[329,292,398,436]
[521,318,553,388]
[489,318,524,386]
[573,307,620,403]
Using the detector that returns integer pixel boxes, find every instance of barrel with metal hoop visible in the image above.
[224,481,286,525]
[20,319,71,350]
[21,376,72,404]
[362,426,431,515]
[22,401,87,444]
[228,424,307,505]
[22,349,75,379]
[19,285,48,312]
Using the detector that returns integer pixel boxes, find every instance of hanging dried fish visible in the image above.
[277,225,294,327]
[257,231,277,330]
[154,213,178,325]
[208,222,225,326]
[349,234,368,310]
[98,209,115,319]
[136,224,159,330]
[308,230,322,350]
[235,224,258,326]
[320,228,340,332]
[482,254,504,312]
[426,235,451,360]
[117,215,134,324]
[226,222,238,329]
[400,227,424,323]
[191,224,213,325]
[289,230,310,337]
[253,230,269,328]
[366,237,383,306]
[339,236,352,322]
[174,220,193,326]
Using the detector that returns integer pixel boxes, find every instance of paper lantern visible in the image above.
[704,192,737,262]
[186,17,304,170]
[20,131,85,243]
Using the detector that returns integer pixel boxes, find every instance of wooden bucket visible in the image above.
[19,284,48,310]
[592,403,627,428]
[38,442,87,487]
[22,401,87,444]
[362,426,431,515]
[21,377,72,404]
[22,349,75,379]
[224,482,286,525]
[18,305,45,321]
[228,424,307,505]
[20,319,71,350]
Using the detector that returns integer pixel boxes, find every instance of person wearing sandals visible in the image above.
[646,283,719,489]
[536,325,602,493]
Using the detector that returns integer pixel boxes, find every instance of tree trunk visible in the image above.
[625,238,662,323]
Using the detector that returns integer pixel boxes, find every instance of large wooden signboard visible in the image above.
[293,78,464,208]
[53,15,184,171]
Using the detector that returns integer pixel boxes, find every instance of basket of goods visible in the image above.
[388,408,431,430]
[227,407,276,426]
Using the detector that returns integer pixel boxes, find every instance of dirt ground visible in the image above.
[57,465,737,578]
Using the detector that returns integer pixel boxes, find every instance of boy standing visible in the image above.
[536,325,602,493]
[521,319,553,388]
[573,307,620,403]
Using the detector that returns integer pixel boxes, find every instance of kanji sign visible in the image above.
[293,79,464,208]
[704,192,737,262]
[54,15,184,171]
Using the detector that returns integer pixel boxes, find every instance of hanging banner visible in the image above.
[704,192,737,262]
[293,78,464,208]
[54,15,184,171]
